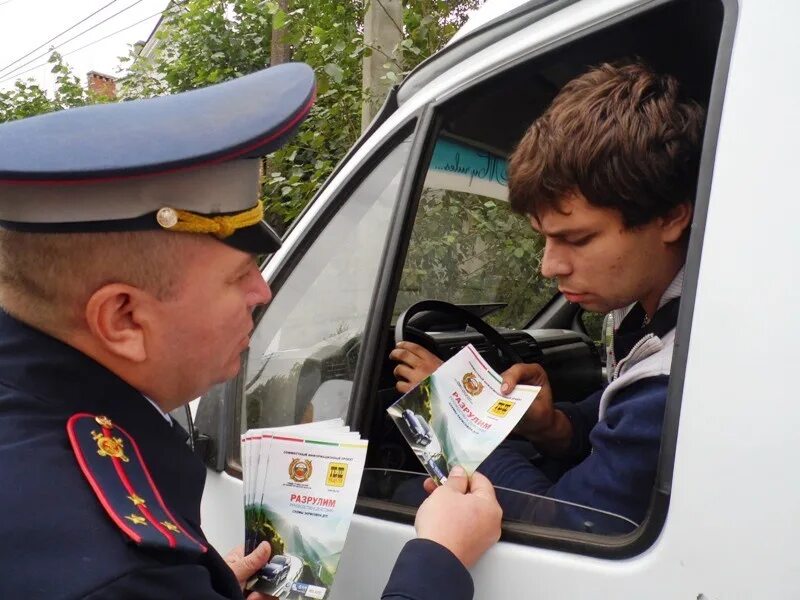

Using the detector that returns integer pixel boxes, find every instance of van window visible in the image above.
[360,0,728,550]
[239,133,414,447]
[394,137,557,328]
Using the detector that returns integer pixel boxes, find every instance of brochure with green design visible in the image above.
[388,344,540,485]
[241,420,367,599]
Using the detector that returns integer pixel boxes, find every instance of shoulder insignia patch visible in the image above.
[67,413,207,555]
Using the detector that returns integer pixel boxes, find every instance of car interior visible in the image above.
[357,0,724,528]
[195,0,726,540]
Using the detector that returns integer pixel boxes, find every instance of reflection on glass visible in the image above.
[242,136,414,436]
[359,468,637,536]
[395,137,557,329]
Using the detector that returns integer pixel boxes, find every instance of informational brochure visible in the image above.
[388,344,540,485]
[242,420,368,599]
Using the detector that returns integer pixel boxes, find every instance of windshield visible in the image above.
[394,137,557,329]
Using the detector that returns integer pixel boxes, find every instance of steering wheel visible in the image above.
[394,300,524,368]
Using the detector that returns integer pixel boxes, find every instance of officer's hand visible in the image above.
[225,542,275,599]
[390,341,443,394]
[415,466,502,568]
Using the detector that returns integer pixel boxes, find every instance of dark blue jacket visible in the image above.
[478,376,669,533]
[0,311,471,599]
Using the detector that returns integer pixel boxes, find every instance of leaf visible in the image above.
[273,9,288,30]
[323,63,344,84]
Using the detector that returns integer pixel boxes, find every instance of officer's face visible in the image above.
[147,237,271,403]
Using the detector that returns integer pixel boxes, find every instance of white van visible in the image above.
[186,0,800,596]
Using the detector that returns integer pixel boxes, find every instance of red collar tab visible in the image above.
[67,413,207,555]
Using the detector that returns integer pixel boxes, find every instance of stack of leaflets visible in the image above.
[241,420,368,599]
[388,344,540,485]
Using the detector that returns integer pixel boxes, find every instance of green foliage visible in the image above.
[121,0,482,232]
[397,189,557,328]
[582,310,606,344]
[244,505,286,555]
[0,52,103,123]
[261,0,367,232]
[120,0,274,96]
[3,0,483,232]
[399,0,480,72]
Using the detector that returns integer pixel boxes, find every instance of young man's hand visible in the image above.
[389,343,573,454]
[224,542,275,600]
[415,466,502,568]
[500,363,572,455]
[389,341,443,393]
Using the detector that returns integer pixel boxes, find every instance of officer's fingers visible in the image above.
[246,592,277,600]
[395,380,411,394]
[443,465,469,494]
[231,541,272,581]
[225,545,244,563]
[468,471,499,502]
[422,477,437,494]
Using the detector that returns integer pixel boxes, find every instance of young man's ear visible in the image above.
[660,202,693,243]
[83,284,151,363]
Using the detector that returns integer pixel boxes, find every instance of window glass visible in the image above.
[581,311,607,345]
[242,134,413,435]
[360,469,638,535]
[394,137,557,328]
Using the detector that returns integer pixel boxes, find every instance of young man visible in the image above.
[0,64,500,599]
[391,62,705,532]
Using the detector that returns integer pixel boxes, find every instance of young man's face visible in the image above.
[147,237,272,403]
[531,193,689,315]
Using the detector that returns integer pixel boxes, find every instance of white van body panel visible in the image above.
[449,0,532,43]
[202,0,800,597]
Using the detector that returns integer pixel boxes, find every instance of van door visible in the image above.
[195,0,746,597]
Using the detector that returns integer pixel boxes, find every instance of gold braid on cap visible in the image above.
[157,204,264,239]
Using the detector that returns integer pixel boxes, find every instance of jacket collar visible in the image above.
[0,309,204,523]
[606,266,684,381]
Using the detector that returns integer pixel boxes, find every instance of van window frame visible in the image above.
[217,118,423,476]
[350,0,739,559]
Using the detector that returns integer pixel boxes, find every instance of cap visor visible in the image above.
[223,220,282,254]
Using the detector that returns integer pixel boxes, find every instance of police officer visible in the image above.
[0,63,501,599]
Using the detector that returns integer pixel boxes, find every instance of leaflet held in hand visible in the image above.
[388,344,539,484]
[241,420,367,599]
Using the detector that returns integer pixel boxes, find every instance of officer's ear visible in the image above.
[83,284,151,363]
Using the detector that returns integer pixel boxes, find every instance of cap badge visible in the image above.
[155,204,264,240]
[157,207,179,229]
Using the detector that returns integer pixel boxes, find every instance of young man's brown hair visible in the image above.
[508,62,706,227]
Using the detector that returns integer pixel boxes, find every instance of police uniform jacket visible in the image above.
[0,309,244,598]
[0,311,473,599]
